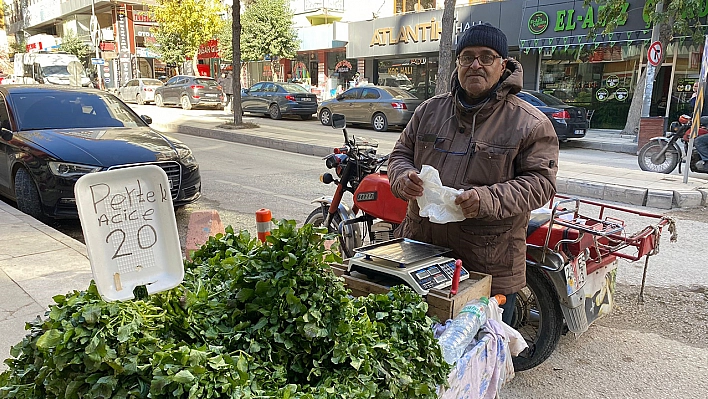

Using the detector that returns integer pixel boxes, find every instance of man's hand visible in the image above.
[455,189,480,218]
[398,170,424,200]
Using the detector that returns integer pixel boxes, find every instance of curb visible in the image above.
[156,123,706,210]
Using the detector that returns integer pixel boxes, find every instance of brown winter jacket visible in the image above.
[387,59,559,294]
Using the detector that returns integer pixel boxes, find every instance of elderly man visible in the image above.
[387,23,559,324]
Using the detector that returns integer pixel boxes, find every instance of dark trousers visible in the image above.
[695,134,708,161]
[498,293,517,325]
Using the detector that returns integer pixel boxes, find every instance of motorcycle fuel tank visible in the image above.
[353,173,407,224]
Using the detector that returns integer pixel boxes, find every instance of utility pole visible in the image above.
[641,2,662,118]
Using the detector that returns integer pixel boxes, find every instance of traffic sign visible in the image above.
[104,78,111,83]
[647,41,663,66]
[91,58,105,65]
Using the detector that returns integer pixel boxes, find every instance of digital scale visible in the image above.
[347,238,469,296]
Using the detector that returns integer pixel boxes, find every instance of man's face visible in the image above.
[694,82,699,93]
[456,46,507,99]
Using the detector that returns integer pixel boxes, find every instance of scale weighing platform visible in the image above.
[347,238,469,296]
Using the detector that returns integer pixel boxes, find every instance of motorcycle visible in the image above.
[308,114,675,371]
[638,114,708,174]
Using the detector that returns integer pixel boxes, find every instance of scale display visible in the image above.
[348,238,469,296]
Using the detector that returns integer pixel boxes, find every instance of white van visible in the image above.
[14,52,91,86]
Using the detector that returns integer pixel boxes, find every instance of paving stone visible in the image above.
[563,179,606,200]
[672,191,705,208]
[603,184,647,206]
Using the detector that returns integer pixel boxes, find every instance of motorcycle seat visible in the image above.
[527,210,552,237]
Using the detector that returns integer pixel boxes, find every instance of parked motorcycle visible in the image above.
[305,113,407,257]
[638,114,708,174]
[308,114,675,371]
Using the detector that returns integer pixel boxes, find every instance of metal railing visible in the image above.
[304,0,344,12]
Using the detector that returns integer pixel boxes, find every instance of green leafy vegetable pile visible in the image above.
[0,221,450,398]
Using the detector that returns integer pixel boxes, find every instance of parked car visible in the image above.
[317,85,423,132]
[516,90,589,141]
[117,78,164,105]
[0,85,201,220]
[154,75,224,110]
[241,82,318,120]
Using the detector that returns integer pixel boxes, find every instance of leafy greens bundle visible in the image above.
[0,220,450,399]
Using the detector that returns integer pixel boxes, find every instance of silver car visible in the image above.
[317,86,422,132]
[117,78,164,105]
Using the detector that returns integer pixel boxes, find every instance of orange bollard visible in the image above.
[256,208,272,242]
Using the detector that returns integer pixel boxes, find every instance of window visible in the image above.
[341,88,361,100]
[249,83,264,92]
[0,95,10,129]
[394,0,436,14]
[166,76,181,85]
[361,88,380,100]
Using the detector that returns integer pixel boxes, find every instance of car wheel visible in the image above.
[372,112,389,132]
[319,108,332,125]
[155,94,165,107]
[269,104,282,120]
[14,168,44,220]
[300,114,313,121]
[136,94,145,105]
[181,95,193,110]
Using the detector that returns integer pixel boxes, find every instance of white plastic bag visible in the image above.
[417,165,465,224]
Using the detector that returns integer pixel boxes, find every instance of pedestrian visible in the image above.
[220,72,234,111]
[387,23,559,325]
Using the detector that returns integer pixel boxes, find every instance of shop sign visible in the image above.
[133,10,156,24]
[116,11,132,84]
[596,88,609,102]
[615,88,628,101]
[335,60,352,73]
[606,75,619,88]
[198,39,219,59]
[370,17,442,47]
[528,11,549,35]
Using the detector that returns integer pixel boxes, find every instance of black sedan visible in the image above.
[241,82,318,120]
[516,90,588,141]
[0,85,201,220]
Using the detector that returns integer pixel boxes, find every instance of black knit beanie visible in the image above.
[456,23,508,59]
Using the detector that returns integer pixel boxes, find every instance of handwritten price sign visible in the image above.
[75,165,183,301]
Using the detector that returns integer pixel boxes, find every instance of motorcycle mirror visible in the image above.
[331,113,346,129]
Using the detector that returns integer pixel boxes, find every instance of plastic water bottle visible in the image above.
[438,297,490,365]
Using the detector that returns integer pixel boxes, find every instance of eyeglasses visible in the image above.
[457,54,502,67]
[434,136,475,156]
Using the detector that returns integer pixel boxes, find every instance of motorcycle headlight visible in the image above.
[178,148,197,167]
[48,162,102,177]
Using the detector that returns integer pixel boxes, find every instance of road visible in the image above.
[14,105,708,397]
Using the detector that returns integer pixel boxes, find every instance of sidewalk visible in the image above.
[150,119,708,210]
[0,203,91,370]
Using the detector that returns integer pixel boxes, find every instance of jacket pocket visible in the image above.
[458,224,514,276]
[463,143,512,186]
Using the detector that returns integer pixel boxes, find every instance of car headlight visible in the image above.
[48,162,102,177]
[178,148,197,166]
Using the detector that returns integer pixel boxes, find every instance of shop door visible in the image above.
[310,61,318,87]
[651,66,672,117]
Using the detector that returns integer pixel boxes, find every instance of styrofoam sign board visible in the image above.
[74,165,183,301]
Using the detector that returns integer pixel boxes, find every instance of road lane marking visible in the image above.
[214,179,312,205]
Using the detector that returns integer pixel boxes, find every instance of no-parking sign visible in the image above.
[647,41,662,66]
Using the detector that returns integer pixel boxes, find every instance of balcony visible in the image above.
[302,0,344,26]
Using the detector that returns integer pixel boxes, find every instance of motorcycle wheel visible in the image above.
[511,267,564,371]
[638,141,680,174]
[305,206,352,258]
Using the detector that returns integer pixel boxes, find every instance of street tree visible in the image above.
[593,0,702,135]
[58,31,92,68]
[149,0,225,74]
[435,0,456,95]
[241,0,299,82]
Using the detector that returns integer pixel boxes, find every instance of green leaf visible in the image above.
[36,329,62,350]
[173,370,195,383]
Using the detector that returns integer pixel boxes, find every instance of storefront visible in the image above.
[347,1,528,100]
[520,0,705,129]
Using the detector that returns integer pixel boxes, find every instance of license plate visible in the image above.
[565,253,587,295]
[301,97,312,101]
[574,129,585,135]
[205,94,218,97]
